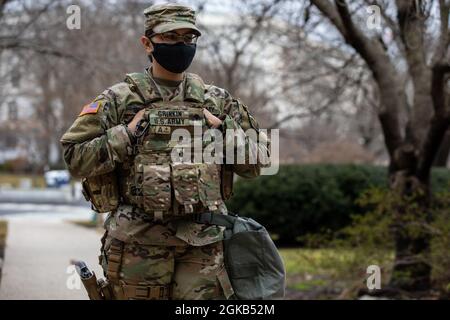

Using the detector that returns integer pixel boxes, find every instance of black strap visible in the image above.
[193,212,236,229]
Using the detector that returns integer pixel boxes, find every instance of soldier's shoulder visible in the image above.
[108,81,133,95]
[75,77,142,123]
[94,76,146,114]
[104,79,140,104]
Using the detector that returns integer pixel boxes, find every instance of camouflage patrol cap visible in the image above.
[144,3,201,36]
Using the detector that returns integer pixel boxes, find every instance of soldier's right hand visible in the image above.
[127,109,146,135]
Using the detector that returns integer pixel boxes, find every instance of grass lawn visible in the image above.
[0,173,46,189]
[70,219,98,229]
[0,220,7,247]
[69,214,105,230]
[280,247,394,299]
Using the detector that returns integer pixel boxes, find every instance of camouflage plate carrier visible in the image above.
[81,72,233,220]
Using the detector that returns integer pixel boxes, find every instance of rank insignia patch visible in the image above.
[78,101,102,116]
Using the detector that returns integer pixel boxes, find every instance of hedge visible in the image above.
[226,164,450,246]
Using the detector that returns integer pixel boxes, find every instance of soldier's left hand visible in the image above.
[203,108,223,129]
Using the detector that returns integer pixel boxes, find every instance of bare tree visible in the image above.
[306,0,450,293]
[191,0,283,128]
[1,0,151,169]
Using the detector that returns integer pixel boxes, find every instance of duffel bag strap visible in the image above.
[193,212,236,229]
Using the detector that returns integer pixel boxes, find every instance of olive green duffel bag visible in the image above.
[194,212,286,300]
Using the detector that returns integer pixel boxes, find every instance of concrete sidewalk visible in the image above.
[0,209,104,300]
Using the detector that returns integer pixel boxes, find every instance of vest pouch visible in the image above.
[198,164,223,211]
[171,163,200,214]
[138,163,172,212]
[81,173,119,213]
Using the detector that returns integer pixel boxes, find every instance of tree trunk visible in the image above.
[309,0,450,297]
[388,146,432,292]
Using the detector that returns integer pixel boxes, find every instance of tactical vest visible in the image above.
[83,72,234,217]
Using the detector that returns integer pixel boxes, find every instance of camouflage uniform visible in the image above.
[60,3,269,300]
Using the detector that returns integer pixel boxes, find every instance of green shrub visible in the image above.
[430,190,450,294]
[328,187,450,297]
[226,164,450,246]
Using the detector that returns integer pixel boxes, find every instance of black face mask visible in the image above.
[150,41,196,73]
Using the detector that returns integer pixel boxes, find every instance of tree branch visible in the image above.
[433,0,450,65]
[417,63,450,180]
[311,0,405,157]
[0,0,11,20]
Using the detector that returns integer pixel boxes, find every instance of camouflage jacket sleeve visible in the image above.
[59,84,135,179]
[205,86,271,178]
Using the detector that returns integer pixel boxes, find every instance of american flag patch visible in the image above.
[78,101,102,116]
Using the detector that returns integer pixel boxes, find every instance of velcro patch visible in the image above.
[156,110,190,118]
[150,125,171,135]
[78,101,102,116]
[149,117,188,126]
